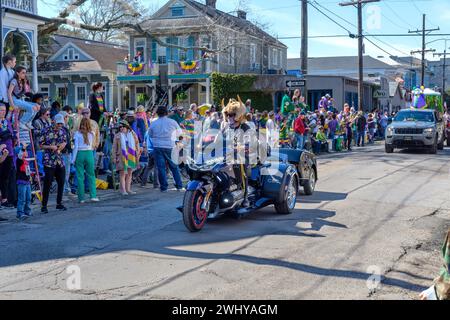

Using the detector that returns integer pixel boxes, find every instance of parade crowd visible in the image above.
[0,54,391,222]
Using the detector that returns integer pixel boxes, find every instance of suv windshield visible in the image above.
[394,111,435,123]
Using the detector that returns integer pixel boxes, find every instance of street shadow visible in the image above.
[0,191,428,297]
[298,191,348,203]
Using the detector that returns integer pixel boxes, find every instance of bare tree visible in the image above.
[39,0,279,55]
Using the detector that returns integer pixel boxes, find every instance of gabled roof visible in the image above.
[140,0,286,48]
[47,42,95,63]
[39,34,128,73]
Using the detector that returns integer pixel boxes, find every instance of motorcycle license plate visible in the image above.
[404,136,413,141]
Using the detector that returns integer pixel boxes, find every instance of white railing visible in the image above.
[2,0,37,14]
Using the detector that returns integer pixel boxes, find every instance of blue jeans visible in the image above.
[13,97,36,125]
[17,184,31,217]
[36,150,44,175]
[154,147,183,191]
[329,132,336,150]
[62,153,72,193]
[296,134,304,150]
[357,131,366,146]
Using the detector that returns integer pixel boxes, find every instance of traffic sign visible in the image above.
[374,90,388,98]
[286,80,306,88]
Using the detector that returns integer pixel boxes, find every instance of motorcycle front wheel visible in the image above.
[183,190,208,232]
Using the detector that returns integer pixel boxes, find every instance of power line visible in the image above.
[307,1,354,35]
[278,33,450,39]
[312,1,409,56]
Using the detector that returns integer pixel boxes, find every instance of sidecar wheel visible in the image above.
[183,190,208,232]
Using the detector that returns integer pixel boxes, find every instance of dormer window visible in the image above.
[63,48,79,61]
[171,6,184,17]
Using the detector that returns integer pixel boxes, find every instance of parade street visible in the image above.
[0,144,449,300]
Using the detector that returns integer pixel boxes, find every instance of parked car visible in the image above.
[385,109,445,154]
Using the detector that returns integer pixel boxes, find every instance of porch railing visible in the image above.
[2,0,37,14]
[116,62,159,78]
[168,59,217,75]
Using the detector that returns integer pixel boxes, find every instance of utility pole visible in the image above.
[433,44,450,97]
[409,14,439,87]
[340,0,380,112]
[300,0,308,104]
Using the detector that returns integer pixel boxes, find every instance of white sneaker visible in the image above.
[90,198,100,202]
[121,192,129,196]
[128,191,137,195]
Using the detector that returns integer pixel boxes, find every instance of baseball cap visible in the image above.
[59,111,68,118]
[54,114,65,125]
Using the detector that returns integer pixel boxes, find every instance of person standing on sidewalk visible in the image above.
[39,114,68,214]
[15,144,32,221]
[33,107,52,175]
[72,118,99,203]
[356,111,367,147]
[148,106,184,193]
[141,129,159,189]
[59,111,74,195]
[112,120,140,196]
[293,112,306,150]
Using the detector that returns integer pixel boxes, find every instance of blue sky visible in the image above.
[38,0,450,60]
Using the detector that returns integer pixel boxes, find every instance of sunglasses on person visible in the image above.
[225,113,236,118]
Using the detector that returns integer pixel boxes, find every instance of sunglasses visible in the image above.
[226,113,236,118]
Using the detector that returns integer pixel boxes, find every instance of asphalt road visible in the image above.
[0,144,449,300]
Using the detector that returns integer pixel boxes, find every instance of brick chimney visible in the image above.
[237,10,247,20]
[206,0,217,9]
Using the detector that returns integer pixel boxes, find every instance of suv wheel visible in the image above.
[438,137,444,150]
[430,138,438,154]
[385,144,394,153]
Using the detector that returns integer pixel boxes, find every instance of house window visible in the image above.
[166,36,179,62]
[272,48,278,66]
[39,86,49,95]
[171,7,184,17]
[179,36,195,61]
[63,48,79,61]
[57,86,68,104]
[157,38,167,64]
[76,85,86,102]
[279,50,283,68]
[134,38,146,61]
[228,46,235,65]
[250,43,257,67]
